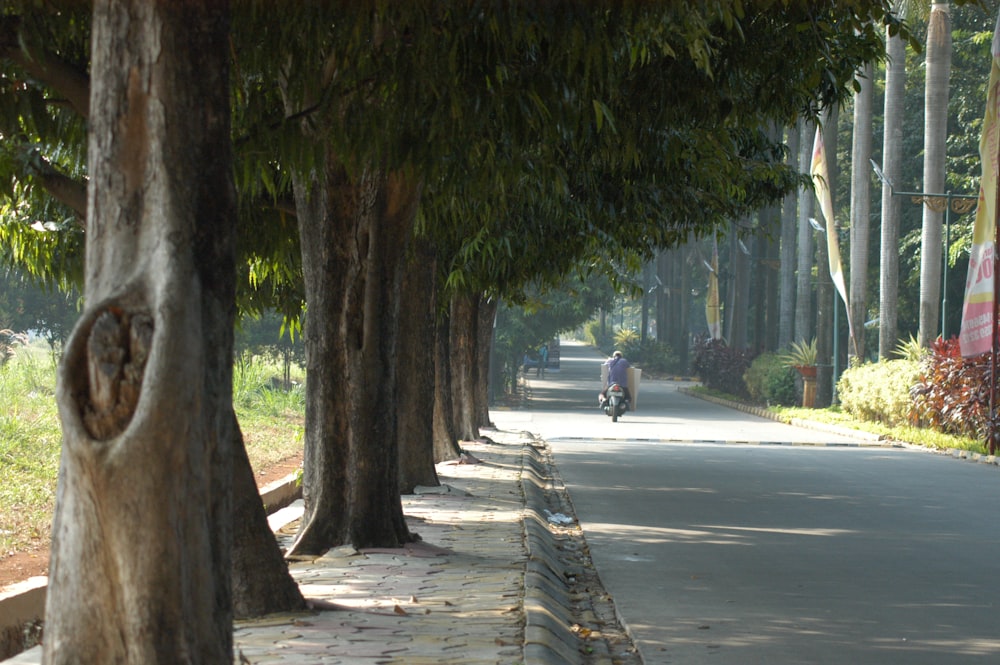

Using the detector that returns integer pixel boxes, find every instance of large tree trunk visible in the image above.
[231,415,306,618]
[289,158,419,555]
[879,5,906,359]
[850,62,874,362]
[45,1,236,662]
[433,305,462,462]
[449,291,482,441]
[918,3,951,347]
[795,120,815,344]
[779,125,800,350]
[474,296,497,430]
[397,234,440,493]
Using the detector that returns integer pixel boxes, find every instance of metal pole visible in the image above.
[832,287,839,402]
[942,192,951,340]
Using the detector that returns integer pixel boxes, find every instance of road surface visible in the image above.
[492,341,1000,664]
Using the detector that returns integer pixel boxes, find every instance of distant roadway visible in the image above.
[492,340,1000,664]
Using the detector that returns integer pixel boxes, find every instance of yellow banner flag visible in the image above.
[810,126,856,353]
[959,9,1000,357]
[706,239,721,340]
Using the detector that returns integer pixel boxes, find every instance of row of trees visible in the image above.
[0,1,929,661]
[614,2,996,408]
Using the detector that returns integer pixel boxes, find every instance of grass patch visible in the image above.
[689,385,986,454]
[0,350,304,559]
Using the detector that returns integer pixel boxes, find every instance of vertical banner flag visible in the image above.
[959,9,1000,357]
[811,126,856,354]
[706,238,722,340]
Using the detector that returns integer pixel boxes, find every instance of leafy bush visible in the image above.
[585,320,614,353]
[692,337,751,398]
[744,352,797,406]
[911,337,993,441]
[837,359,921,427]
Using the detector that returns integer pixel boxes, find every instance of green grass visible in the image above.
[690,385,986,454]
[0,349,304,558]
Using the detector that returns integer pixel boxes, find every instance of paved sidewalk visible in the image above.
[6,428,627,665]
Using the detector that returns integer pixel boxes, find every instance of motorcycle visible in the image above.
[603,383,628,422]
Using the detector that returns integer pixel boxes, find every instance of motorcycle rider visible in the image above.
[599,350,632,409]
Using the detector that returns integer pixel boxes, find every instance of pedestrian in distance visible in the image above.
[537,343,549,378]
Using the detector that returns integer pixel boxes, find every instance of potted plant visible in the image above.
[779,338,818,407]
[780,338,817,376]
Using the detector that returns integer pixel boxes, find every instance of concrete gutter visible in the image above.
[0,472,302,660]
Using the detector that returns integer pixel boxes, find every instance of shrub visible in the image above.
[910,337,993,441]
[744,352,797,406]
[838,359,921,427]
[585,320,614,354]
[692,337,751,398]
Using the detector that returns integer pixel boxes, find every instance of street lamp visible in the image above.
[871,160,977,339]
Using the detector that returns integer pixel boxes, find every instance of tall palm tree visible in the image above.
[779,125,800,349]
[795,119,815,344]
[879,0,907,359]
[850,61,874,362]
[918,2,951,347]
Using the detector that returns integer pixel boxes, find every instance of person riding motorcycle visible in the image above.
[599,350,632,409]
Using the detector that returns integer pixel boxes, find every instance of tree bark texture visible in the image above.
[433,306,462,462]
[397,234,440,493]
[474,297,497,430]
[779,125,800,350]
[879,13,905,359]
[45,2,236,662]
[919,3,951,347]
[795,120,815,344]
[289,156,419,555]
[230,415,306,618]
[448,291,483,441]
[850,62,874,362]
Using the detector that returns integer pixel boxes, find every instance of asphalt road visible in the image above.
[491,341,1000,664]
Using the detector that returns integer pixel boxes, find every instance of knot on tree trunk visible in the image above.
[82,306,153,440]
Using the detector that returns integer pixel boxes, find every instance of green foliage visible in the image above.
[837,359,921,427]
[0,347,61,555]
[692,337,751,398]
[743,352,797,406]
[584,319,614,353]
[911,337,992,441]
[893,335,925,362]
[778,338,817,368]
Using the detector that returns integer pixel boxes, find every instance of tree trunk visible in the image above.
[850,61,874,362]
[816,114,838,407]
[231,414,306,618]
[474,296,497,429]
[45,1,236,661]
[727,225,751,349]
[795,120,815,344]
[918,2,951,347]
[779,125,800,350]
[433,305,462,462]
[449,291,481,441]
[397,234,440,493]
[289,159,419,555]
[879,6,906,359]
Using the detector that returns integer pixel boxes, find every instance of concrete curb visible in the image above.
[681,387,893,445]
[521,443,585,665]
[0,472,303,660]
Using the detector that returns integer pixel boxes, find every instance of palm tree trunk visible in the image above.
[779,125,800,350]
[879,3,906,359]
[918,2,952,347]
[795,120,815,344]
[850,61,874,362]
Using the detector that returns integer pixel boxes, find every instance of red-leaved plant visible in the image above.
[910,337,997,448]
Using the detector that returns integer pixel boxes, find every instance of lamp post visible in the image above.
[871,160,977,338]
